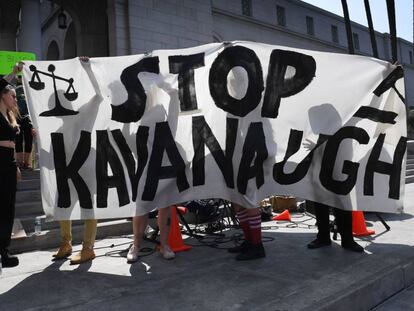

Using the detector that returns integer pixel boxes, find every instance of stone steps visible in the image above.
[20,169,40,179]
[18,215,85,233]
[13,169,134,253]
[406,155,414,184]
[16,170,43,217]
[18,214,129,233]
[407,140,414,155]
[15,200,43,218]
[10,218,133,254]
[15,189,42,204]
[17,178,40,191]
[406,175,414,184]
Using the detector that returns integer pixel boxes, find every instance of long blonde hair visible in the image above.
[1,85,20,128]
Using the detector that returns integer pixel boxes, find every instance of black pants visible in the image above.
[0,147,17,251]
[15,117,33,153]
[311,201,353,242]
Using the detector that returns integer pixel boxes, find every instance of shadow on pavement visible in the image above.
[1,229,413,311]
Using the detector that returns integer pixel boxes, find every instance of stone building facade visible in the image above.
[0,0,412,106]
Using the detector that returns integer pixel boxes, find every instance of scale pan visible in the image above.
[64,92,78,101]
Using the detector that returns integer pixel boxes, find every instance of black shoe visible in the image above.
[341,240,364,253]
[228,240,251,254]
[1,251,19,268]
[307,238,331,249]
[235,243,265,261]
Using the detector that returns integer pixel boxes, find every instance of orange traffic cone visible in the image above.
[176,206,187,215]
[168,206,192,252]
[272,209,291,221]
[352,211,375,237]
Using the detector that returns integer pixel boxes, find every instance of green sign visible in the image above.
[0,51,36,75]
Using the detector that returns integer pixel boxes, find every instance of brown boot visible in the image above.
[53,242,72,259]
[70,247,95,265]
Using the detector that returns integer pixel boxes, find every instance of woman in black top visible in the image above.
[0,63,22,268]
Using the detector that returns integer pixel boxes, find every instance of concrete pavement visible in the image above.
[1,184,414,311]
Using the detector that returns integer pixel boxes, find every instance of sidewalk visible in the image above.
[1,184,414,311]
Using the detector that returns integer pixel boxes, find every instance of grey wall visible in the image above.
[126,0,213,54]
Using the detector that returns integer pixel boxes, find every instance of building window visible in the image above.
[46,40,60,60]
[331,25,339,43]
[409,51,413,64]
[242,0,252,16]
[276,5,286,26]
[306,16,314,36]
[353,33,360,50]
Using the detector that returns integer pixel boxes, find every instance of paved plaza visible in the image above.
[1,183,413,311]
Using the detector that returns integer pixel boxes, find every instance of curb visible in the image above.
[310,257,414,311]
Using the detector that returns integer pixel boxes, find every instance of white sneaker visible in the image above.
[127,245,139,262]
[160,245,175,260]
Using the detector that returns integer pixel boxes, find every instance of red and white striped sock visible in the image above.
[236,210,251,242]
[249,214,262,245]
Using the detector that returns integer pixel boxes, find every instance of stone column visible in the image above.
[17,0,42,59]
[0,1,20,51]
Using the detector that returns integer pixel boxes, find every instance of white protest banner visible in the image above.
[22,41,407,220]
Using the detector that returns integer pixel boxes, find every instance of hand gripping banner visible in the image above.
[22,41,407,220]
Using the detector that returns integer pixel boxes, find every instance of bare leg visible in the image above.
[24,152,32,168]
[158,206,175,259]
[16,152,23,166]
[158,206,172,249]
[127,214,149,262]
[132,214,149,249]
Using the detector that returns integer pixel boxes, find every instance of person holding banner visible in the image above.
[228,203,265,260]
[307,201,363,252]
[127,206,175,262]
[304,103,364,253]
[52,56,98,265]
[0,63,23,268]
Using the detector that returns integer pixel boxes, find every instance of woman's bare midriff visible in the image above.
[0,140,15,149]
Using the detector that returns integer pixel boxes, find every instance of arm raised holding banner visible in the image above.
[2,61,24,84]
